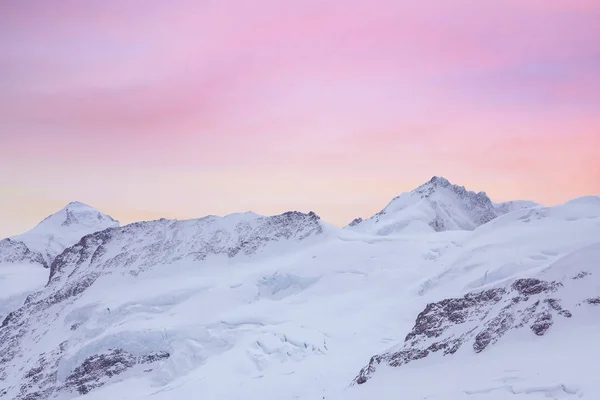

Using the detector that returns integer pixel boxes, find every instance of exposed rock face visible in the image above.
[346,218,363,228]
[63,349,170,395]
[49,211,323,281]
[0,239,47,268]
[15,341,68,400]
[354,276,586,385]
[572,271,591,280]
[412,177,499,230]
[10,344,169,399]
[0,211,325,399]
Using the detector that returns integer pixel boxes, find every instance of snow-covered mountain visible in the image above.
[346,176,540,235]
[12,201,119,267]
[354,243,600,386]
[0,210,330,399]
[0,202,119,323]
[1,181,599,400]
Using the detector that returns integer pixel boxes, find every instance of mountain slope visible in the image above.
[0,239,49,322]
[0,202,119,322]
[12,201,119,267]
[494,199,541,215]
[354,242,600,385]
[1,192,599,400]
[0,238,47,267]
[346,176,539,236]
[0,210,330,399]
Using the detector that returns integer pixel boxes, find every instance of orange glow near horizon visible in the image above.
[0,0,599,236]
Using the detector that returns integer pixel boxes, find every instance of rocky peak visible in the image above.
[412,176,493,206]
[347,177,502,235]
[419,175,452,189]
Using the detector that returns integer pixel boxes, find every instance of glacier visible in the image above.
[0,177,599,400]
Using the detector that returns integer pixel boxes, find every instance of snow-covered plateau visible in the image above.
[1,177,599,399]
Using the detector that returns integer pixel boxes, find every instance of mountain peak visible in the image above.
[427,175,451,186]
[64,201,94,209]
[414,176,476,193]
[59,200,115,216]
[411,176,490,203]
[411,176,451,194]
[346,176,531,235]
[12,202,119,265]
[60,202,117,227]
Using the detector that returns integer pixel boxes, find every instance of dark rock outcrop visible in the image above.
[586,297,600,305]
[354,277,577,385]
[0,239,47,268]
[63,349,170,395]
[347,218,363,228]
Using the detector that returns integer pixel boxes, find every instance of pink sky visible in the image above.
[1,0,599,236]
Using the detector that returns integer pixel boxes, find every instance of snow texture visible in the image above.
[13,201,120,267]
[1,177,599,400]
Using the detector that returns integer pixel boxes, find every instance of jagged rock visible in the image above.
[63,349,170,395]
[0,239,47,268]
[572,271,591,280]
[511,278,560,296]
[354,277,576,385]
[347,218,363,228]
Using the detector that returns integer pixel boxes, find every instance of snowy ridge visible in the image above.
[13,201,119,266]
[0,238,47,267]
[48,210,325,282]
[0,210,328,399]
[0,180,599,400]
[346,176,539,235]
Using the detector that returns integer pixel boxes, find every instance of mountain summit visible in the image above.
[0,202,118,323]
[346,176,538,235]
[11,201,119,266]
